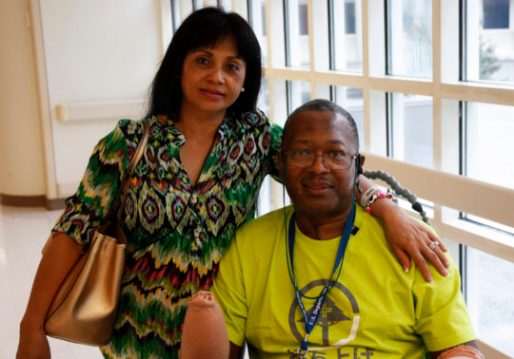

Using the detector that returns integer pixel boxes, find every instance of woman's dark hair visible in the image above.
[147,7,262,119]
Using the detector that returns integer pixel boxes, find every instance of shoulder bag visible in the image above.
[44,121,151,346]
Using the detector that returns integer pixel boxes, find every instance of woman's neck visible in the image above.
[177,107,226,139]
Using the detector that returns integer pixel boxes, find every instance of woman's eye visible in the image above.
[228,63,242,72]
[195,57,209,65]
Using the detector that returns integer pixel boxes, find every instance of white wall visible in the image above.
[36,0,164,197]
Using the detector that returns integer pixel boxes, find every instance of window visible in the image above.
[168,1,514,356]
[465,102,514,189]
[389,94,433,168]
[466,0,514,84]
[298,4,308,35]
[386,0,432,78]
[345,0,356,34]
[483,0,510,29]
[465,248,514,355]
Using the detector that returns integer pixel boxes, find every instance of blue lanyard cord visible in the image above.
[285,199,356,352]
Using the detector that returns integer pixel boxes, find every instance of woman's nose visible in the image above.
[207,67,224,83]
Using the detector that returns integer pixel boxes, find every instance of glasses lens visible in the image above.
[325,153,352,169]
[286,151,354,169]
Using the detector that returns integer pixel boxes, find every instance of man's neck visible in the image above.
[294,210,350,240]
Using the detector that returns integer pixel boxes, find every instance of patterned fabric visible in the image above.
[53,111,282,358]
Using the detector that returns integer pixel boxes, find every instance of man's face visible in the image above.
[279,110,358,218]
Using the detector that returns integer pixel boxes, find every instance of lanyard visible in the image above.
[287,201,356,355]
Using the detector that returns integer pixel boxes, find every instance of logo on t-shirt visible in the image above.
[288,279,360,350]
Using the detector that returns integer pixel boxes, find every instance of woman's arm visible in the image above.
[17,232,83,359]
[431,341,484,358]
[357,175,450,282]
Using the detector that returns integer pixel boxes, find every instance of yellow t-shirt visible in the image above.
[212,206,476,358]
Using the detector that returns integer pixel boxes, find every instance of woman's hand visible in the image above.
[373,198,450,282]
[16,323,50,359]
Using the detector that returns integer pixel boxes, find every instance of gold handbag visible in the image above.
[44,121,150,346]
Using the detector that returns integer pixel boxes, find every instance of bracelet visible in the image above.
[360,186,381,208]
[364,189,397,215]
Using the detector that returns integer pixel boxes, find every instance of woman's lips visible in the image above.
[201,88,225,99]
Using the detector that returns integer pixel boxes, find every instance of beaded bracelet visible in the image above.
[360,186,381,209]
[364,189,397,215]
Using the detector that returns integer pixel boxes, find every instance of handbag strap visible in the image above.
[128,120,151,174]
[108,120,151,229]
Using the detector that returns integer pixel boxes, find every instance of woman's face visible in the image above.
[180,36,246,118]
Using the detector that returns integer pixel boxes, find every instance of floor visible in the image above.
[0,204,103,358]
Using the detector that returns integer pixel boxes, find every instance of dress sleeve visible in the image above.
[412,255,476,351]
[268,123,283,179]
[52,120,131,245]
[256,108,282,179]
[211,235,248,347]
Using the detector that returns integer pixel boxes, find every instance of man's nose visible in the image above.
[308,154,330,172]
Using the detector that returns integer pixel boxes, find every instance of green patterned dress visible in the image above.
[53,112,282,358]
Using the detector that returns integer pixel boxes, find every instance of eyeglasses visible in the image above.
[283,149,357,170]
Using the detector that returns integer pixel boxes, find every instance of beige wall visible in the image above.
[0,0,164,205]
[0,0,46,197]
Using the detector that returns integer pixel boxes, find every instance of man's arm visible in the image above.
[431,341,484,358]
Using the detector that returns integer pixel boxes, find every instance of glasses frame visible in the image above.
[283,150,358,170]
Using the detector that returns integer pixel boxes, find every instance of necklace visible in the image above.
[286,201,356,356]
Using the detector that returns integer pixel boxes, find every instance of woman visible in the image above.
[17,7,445,359]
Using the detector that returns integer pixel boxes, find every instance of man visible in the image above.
[181,99,483,358]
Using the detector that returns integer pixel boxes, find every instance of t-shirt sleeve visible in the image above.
[52,120,131,245]
[211,234,248,347]
[412,255,476,351]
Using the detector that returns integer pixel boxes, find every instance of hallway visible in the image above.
[0,204,102,358]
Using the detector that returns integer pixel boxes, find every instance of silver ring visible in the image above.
[429,240,439,251]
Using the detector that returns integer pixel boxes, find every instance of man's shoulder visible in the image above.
[236,207,291,241]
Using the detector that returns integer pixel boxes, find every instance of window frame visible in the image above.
[165,1,514,356]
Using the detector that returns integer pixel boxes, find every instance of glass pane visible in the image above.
[257,77,270,116]
[466,102,514,189]
[466,215,514,235]
[466,0,514,84]
[387,0,432,78]
[333,87,365,148]
[248,0,268,66]
[332,0,363,72]
[391,94,433,168]
[466,247,514,357]
[286,0,310,68]
[288,80,311,112]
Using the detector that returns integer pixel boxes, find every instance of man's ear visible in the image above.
[359,153,366,168]
[276,151,286,180]
[356,153,365,175]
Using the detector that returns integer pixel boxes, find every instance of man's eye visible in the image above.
[327,150,346,159]
[292,150,311,157]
